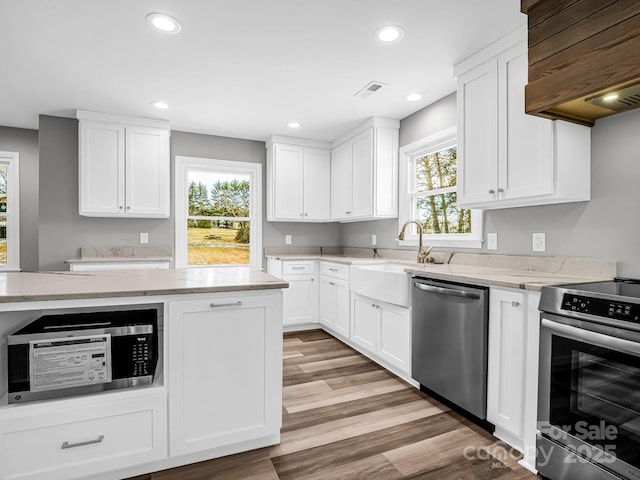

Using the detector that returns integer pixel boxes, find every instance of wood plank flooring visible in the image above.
[127,330,538,480]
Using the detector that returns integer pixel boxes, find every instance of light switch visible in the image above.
[371,234,377,246]
[285,235,292,245]
[487,233,497,250]
[140,232,149,244]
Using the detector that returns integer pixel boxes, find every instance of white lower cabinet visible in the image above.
[487,287,541,471]
[0,391,167,480]
[267,260,317,328]
[167,294,282,456]
[351,293,411,379]
[318,262,350,338]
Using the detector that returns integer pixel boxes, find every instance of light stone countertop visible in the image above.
[0,267,288,304]
[65,246,172,264]
[267,252,616,291]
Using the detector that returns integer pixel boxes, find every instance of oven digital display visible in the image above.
[561,294,640,322]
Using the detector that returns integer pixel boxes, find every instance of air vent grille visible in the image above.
[354,81,387,99]
[586,83,640,112]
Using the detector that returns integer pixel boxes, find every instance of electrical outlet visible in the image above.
[140,232,149,244]
[487,233,498,250]
[285,235,292,245]
[532,232,546,252]
[371,234,377,246]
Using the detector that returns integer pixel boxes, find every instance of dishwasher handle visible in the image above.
[413,282,481,300]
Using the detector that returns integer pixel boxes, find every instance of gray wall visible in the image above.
[340,93,457,250]
[36,120,341,271]
[0,126,39,271]
[170,131,341,254]
[38,115,171,271]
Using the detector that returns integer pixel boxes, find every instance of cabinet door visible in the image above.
[303,148,331,220]
[318,276,335,329]
[498,44,553,201]
[282,275,316,326]
[374,127,399,217]
[487,288,526,438]
[168,294,282,456]
[273,144,304,220]
[125,125,170,217]
[351,295,378,353]
[79,120,125,216]
[457,59,499,207]
[331,142,351,220]
[333,278,350,338]
[350,129,374,218]
[379,303,411,374]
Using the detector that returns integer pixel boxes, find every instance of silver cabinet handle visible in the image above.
[413,282,481,300]
[498,188,504,193]
[62,435,104,450]
[210,301,243,308]
[119,206,123,209]
[310,278,314,282]
[512,301,520,307]
[488,189,495,194]
[304,213,308,216]
[329,281,335,286]
[299,213,304,216]
[329,268,338,272]
[291,266,306,270]
[126,206,130,210]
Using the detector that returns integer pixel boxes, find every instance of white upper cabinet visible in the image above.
[331,117,399,222]
[77,110,170,218]
[454,26,591,210]
[266,136,331,222]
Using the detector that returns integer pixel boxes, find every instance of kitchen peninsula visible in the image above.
[0,267,287,480]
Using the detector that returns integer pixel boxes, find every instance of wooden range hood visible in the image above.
[521,0,640,126]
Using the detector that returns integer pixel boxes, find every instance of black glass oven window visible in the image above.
[550,336,640,469]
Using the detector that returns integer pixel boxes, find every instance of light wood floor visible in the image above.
[128,329,538,480]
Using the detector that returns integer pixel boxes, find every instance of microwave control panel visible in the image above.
[131,336,151,376]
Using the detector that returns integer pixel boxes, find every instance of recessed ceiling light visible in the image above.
[151,101,169,110]
[405,93,423,102]
[603,93,619,102]
[374,25,405,44]
[287,122,301,129]
[146,13,182,34]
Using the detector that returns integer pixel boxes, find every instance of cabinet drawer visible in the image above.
[0,393,166,480]
[282,261,315,275]
[320,262,349,280]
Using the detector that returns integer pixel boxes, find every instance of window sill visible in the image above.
[398,237,483,249]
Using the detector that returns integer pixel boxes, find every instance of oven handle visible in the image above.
[541,318,640,357]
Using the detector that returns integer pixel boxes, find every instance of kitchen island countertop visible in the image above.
[0,267,288,303]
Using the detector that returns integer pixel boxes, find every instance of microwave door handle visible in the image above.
[413,282,481,300]
[541,318,640,357]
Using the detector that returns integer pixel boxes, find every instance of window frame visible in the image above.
[0,151,20,271]
[174,156,262,269]
[398,127,483,249]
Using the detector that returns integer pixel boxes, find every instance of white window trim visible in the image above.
[174,156,262,269]
[0,151,20,271]
[398,127,483,249]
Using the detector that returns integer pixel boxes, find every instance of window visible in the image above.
[399,127,482,248]
[175,156,262,268]
[0,151,20,271]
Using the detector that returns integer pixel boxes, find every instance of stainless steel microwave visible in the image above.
[7,309,158,403]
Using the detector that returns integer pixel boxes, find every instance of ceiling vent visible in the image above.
[354,81,387,99]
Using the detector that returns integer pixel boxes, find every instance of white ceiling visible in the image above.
[1,1,525,142]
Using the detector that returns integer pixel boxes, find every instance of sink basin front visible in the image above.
[350,263,410,307]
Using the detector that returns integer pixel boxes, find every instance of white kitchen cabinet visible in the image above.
[267,259,317,328]
[77,110,170,218]
[167,293,282,456]
[487,286,541,472]
[331,117,399,222]
[0,390,167,480]
[351,293,412,380]
[454,27,590,210]
[266,137,331,222]
[318,262,350,339]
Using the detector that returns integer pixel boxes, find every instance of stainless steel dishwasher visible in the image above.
[412,277,489,421]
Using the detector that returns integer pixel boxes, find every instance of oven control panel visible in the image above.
[561,294,640,322]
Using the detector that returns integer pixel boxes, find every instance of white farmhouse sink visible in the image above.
[350,263,411,307]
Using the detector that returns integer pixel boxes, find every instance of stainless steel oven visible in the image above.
[538,279,640,480]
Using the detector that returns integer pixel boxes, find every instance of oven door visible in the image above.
[538,313,640,479]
